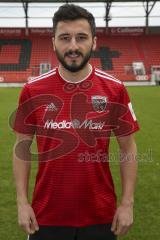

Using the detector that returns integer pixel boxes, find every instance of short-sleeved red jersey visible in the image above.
[13,66,139,227]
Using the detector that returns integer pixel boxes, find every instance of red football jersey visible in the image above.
[13,66,139,227]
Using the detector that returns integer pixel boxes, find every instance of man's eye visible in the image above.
[60,36,70,41]
[77,36,87,41]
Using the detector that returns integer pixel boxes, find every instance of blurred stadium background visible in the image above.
[0,1,160,240]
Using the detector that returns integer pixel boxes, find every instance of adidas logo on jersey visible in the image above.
[45,102,58,112]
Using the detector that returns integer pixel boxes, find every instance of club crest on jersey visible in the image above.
[91,95,107,113]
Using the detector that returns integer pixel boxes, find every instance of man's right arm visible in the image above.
[13,133,39,235]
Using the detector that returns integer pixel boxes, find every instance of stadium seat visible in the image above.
[0,32,160,82]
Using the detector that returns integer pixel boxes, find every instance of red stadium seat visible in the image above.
[0,31,160,82]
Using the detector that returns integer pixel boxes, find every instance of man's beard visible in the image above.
[55,47,93,73]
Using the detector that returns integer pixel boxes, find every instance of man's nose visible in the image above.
[69,38,79,51]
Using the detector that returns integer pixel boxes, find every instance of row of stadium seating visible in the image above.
[0,34,160,82]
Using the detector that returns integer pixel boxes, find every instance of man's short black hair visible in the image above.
[52,4,96,37]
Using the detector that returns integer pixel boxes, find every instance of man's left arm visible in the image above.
[111,134,138,236]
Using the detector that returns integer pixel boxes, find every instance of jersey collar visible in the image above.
[57,64,95,84]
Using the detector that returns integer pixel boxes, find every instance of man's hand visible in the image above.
[111,203,133,236]
[17,202,39,235]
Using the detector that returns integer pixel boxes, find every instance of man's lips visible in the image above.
[65,52,82,59]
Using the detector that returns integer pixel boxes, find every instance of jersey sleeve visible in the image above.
[12,84,36,135]
[112,84,140,137]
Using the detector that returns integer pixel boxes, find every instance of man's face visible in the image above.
[52,19,96,72]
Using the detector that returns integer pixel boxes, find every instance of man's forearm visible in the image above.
[13,139,32,205]
[119,141,138,206]
[13,134,39,235]
[112,135,138,236]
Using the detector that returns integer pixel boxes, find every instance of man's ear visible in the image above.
[52,37,56,51]
[92,36,97,51]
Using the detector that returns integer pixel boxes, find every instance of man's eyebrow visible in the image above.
[77,33,89,36]
[57,33,89,38]
[58,33,70,38]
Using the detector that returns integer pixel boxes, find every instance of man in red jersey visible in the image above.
[12,4,139,240]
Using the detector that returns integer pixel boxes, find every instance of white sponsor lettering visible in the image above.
[111,27,144,34]
[44,119,105,130]
[136,75,149,81]
[79,120,105,129]
[117,27,143,33]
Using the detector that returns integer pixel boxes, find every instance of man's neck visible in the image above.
[58,64,92,83]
